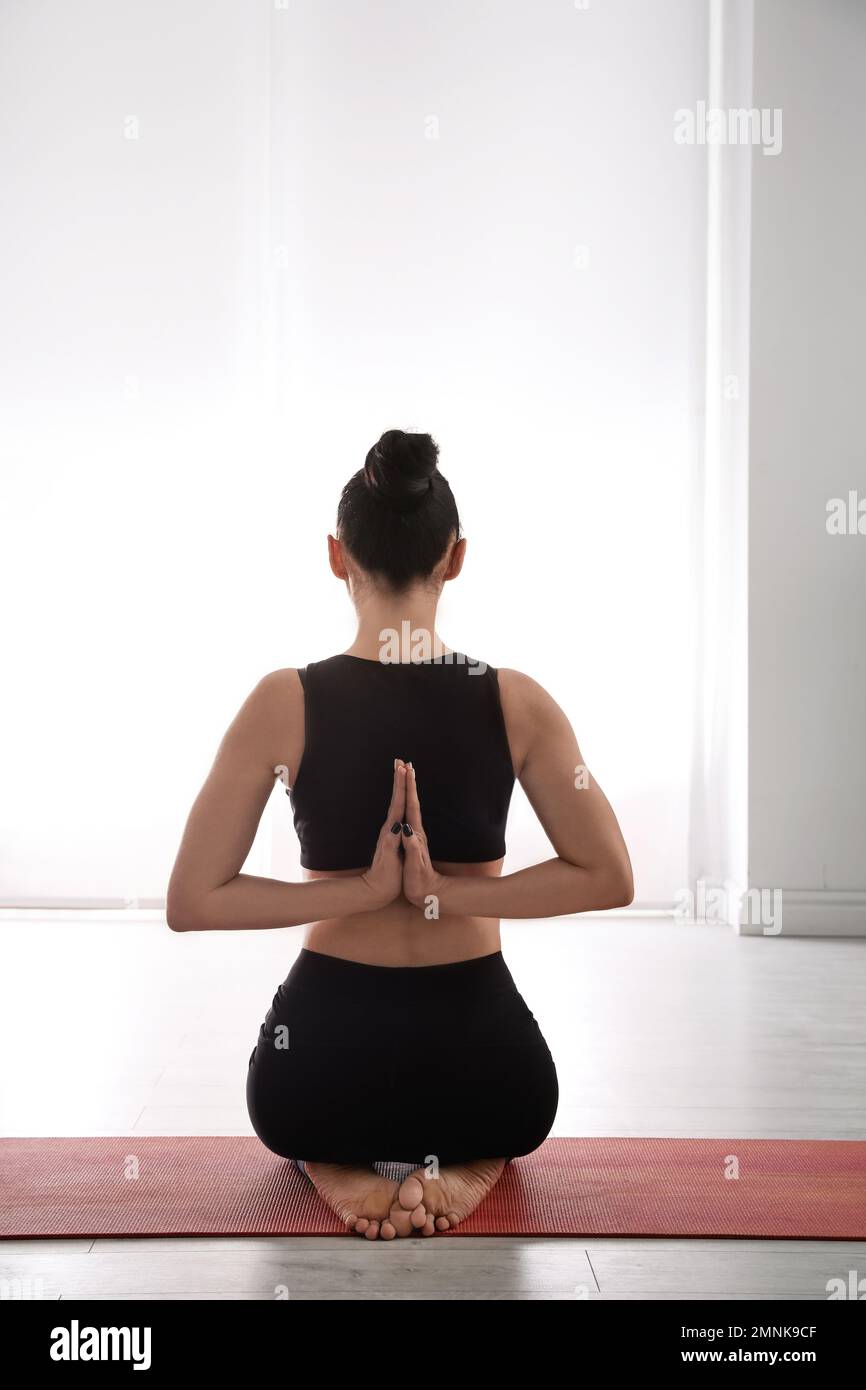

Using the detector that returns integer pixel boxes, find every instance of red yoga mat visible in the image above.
[1,1136,864,1240]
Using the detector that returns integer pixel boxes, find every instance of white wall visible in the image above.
[747,0,866,933]
[0,1,709,908]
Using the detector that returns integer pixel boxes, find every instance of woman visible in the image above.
[167,429,633,1240]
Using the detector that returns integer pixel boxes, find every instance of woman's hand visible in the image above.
[400,764,448,911]
[360,760,408,909]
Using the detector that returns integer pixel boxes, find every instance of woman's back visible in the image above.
[287,654,530,966]
[291,652,513,866]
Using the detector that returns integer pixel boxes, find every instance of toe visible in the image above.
[435,1216,450,1230]
[421,1215,436,1236]
[364,1220,380,1240]
[409,1203,427,1229]
[398,1176,425,1210]
[380,1220,396,1240]
[353,1216,368,1233]
[388,1205,415,1238]
[448,1211,460,1226]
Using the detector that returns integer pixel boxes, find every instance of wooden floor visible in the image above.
[1,913,864,1300]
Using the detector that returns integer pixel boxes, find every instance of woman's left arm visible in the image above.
[399,671,634,919]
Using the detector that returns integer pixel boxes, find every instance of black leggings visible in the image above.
[246,948,559,1168]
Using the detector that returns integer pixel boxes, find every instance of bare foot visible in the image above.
[304,1161,422,1240]
[395,1157,507,1233]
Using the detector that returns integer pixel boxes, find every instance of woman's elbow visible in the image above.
[610,873,635,908]
[166,902,191,932]
[166,886,205,932]
[598,863,635,910]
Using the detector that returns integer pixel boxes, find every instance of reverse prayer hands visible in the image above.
[361,759,448,913]
[359,759,407,908]
[399,762,448,912]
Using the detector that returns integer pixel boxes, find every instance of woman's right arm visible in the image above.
[166,672,405,931]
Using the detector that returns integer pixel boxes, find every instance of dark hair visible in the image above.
[336,429,461,590]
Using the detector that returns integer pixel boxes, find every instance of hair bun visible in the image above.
[363,430,438,511]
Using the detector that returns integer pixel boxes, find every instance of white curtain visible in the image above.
[1,0,708,908]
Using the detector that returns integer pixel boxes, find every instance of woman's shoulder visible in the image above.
[249,667,304,701]
[494,668,566,777]
[235,668,304,738]
[496,666,558,716]
[231,669,305,771]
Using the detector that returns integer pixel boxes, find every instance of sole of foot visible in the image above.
[395,1157,507,1233]
[305,1161,434,1240]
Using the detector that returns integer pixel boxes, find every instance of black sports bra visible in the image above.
[289,653,515,871]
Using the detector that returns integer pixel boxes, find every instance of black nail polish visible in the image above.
[402,822,413,836]
[390,821,402,834]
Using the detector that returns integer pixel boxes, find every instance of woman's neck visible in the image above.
[345,592,451,663]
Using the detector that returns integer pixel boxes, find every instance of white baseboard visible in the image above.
[737,890,866,937]
[0,896,166,910]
